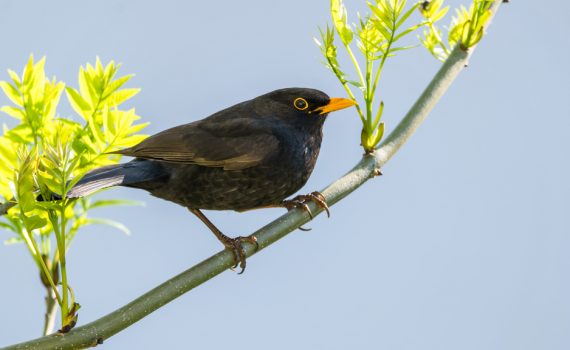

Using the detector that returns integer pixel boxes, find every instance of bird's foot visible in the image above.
[221,235,258,274]
[189,208,259,274]
[282,191,330,219]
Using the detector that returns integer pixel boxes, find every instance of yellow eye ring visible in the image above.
[293,97,309,111]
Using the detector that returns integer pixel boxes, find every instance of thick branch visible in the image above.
[0,2,503,349]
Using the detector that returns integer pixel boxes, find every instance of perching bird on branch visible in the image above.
[66,88,355,272]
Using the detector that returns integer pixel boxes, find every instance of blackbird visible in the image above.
[67,88,355,272]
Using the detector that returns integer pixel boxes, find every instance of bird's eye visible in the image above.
[293,97,309,111]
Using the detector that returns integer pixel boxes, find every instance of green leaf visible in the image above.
[347,80,365,90]
[7,69,21,88]
[102,75,132,98]
[372,122,385,147]
[372,101,385,130]
[107,88,140,106]
[0,138,17,186]
[0,221,16,232]
[15,150,39,213]
[388,45,418,53]
[420,0,445,20]
[0,81,23,106]
[461,19,472,47]
[1,106,25,120]
[395,2,418,30]
[22,55,36,85]
[22,214,48,231]
[103,60,117,83]
[89,199,144,209]
[127,122,150,135]
[331,0,353,45]
[34,199,62,211]
[5,124,33,143]
[432,7,449,23]
[85,218,131,235]
[372,20,393,42]
[393,24,422,42]
[4,236,24,245]
[111,134,148,149]
[65,87,91,118]
[78,66,95,106]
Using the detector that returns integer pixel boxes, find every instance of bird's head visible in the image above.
[254,88,356,126]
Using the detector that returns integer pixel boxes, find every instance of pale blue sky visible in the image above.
[1,1,569,349]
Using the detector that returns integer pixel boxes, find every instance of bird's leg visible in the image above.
[188,208,258,274]
[281,191,330,219]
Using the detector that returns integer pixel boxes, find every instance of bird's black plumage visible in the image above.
[68,87,355,271]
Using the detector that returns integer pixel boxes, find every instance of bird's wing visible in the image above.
[114,118,280,170]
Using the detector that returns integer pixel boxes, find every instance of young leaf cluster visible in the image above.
[420,0,494,61]
[316,0,422,152]
[0,56,147,333]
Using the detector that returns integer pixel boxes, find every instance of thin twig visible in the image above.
[43,288,58,336]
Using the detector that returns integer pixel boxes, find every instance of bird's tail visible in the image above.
[67,159,166,198]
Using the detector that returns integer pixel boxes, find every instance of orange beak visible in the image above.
[314,97,357,115]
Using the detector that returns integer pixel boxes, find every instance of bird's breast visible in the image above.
[276,125,322,175]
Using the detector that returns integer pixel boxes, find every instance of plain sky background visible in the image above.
[1,1,568,349]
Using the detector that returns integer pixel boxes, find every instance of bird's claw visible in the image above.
[282,191,330,219]
[222,235,258,274]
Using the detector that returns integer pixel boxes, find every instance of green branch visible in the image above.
[43,288,58,336]
[0,2,504,349]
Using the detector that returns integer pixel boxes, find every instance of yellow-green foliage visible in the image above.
[317,0,422,152]
[1,56,146,241]
[0,56,147,330]
[420,0,494,61]
[317,0,495,153]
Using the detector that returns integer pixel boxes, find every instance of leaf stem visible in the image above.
[20,229,62,304]
[429,22,451,57]
[371,17,395,100]
[365,56,373,130]
[323,54,366,123]
[345,45,365,88]
[51,207,69,329]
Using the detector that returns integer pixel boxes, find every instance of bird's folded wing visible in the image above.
[113,118,280,170]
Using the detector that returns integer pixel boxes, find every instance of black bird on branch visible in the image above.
[66,88,355,272]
